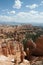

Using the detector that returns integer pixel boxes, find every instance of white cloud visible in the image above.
[2,10,16,15]
[13,0,22,9]
[2,9,8,12]
[41,1,43,4]
[8,11,15,14]
[29,10,38,14]
[15,10,39,23]
[40,1,43,5]
[0,15,13,22]
[26,1,43,9]
[26,4,38,9]
[40,12,43,15]
[0,10,43,23]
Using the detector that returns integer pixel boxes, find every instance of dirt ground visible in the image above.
[0,51,43,65]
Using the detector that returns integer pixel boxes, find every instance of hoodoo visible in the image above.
[24,37,43,60]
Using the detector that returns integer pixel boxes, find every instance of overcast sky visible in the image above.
[0,0,43,23]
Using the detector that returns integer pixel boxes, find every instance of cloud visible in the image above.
[29,10,38,14]
[13,0,22,9]
[41,1,43,4]
[26,1,43,9]
[15,10,39,23]
[40,1,43,5]
[2,9,16,15]
[26,4,38,9]
[8,11,15,14]
[40,12,43,15]
[0,15,16,22]
[0,10,43,23]
[2,9,8,12]
[0,15,13,22]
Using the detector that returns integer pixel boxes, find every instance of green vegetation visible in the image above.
[22,32,41,49]
[25,32,41,42]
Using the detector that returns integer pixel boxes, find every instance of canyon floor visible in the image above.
[0,51,43,65]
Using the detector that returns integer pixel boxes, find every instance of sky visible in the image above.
[0,0,43,23]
